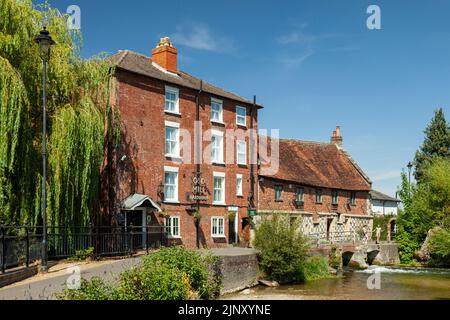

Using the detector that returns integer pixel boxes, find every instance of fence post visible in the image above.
[129,223,134,256]
[25,227,30,268]
[1,224,5,274]
[145,224,149,253]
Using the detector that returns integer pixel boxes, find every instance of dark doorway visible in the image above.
[241,218,251,247]
[327,218,333,240]
[228,216,237,245]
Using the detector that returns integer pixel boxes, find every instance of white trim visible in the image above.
[164,85,180,114]
[164,166,179,173]
[165,215,181,238]
[165,121,180,128]
[236,174,243,197]
[211,216,226,238]
[213,171,226,178]
[152,62,180,77]
[211,129,224,137]
[236,106,247,127]
[236,140,247,165]
[213,172,226,205]
[211,98,224,123]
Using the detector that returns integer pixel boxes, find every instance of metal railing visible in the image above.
[0,225,169,273]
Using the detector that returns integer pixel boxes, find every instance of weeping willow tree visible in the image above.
[0,0,117,227]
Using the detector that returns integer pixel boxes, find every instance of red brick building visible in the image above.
[101,37,261,248]
[257,127,373,241]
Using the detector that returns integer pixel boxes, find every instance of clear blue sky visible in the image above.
[38,0,450,196]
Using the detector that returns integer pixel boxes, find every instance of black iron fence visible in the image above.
[0,225,169,273]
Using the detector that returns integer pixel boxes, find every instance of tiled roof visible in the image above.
[260,138,372,191]
[109,50,262,108]
[370,190,401,202]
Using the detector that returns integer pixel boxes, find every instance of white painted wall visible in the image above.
[371,199,399,216]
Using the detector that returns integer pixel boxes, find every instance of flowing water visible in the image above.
[223,266,450,300]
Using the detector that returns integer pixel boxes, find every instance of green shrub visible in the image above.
[303,255,331,281]
[142,246,221,299]
[328,246,342,270]
[428,228,450,267]
[113,264,191,300]
[254,214,310,282]
[58,246,221,300]
[58,277,113,300]
[68,247,95,262]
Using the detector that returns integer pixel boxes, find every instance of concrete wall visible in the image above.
[215,251,258,294]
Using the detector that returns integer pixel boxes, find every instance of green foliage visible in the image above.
[328,245,342,270]
[0,0,117,226]
[58,277,114,300]
[113,264,191,300]
[68,247,95,262]
[428,228,450,267]
[254,214,310,282]
[303,255,331,281]
[414,108,450,183]
[59,246,221,300]
[397,158,450,263]
[142,246,221,299]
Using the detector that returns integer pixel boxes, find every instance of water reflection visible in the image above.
[223,267,450,300]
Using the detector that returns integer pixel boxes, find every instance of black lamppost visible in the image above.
[34,26,55,273]
[407,162,413,194]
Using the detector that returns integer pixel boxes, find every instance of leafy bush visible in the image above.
[58,246,221,300]
[428,228,450,267]
[113,264,191,300]
[303,255,331,281]
[68,247,95,262]
[253,214,310,282]
[142,246,221,299]
[328,245,342,270]
[58,277,113,300]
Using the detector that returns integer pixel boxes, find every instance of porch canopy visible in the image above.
[121,193,162,212]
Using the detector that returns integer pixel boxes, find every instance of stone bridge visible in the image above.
[312,242,400,269]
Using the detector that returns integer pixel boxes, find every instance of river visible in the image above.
[223,266,450,300]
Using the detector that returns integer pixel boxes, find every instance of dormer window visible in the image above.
[211,98,223,123]
[236,106,246,126]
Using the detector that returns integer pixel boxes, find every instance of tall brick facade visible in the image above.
[101,39,260,248]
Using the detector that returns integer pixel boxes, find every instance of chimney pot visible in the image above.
[152,36,178,73]
[331,126,343,146]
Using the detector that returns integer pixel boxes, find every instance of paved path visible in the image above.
[0,247,257,300]
[0,257,142,300]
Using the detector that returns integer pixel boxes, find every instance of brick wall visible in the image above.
[101,69,258,249]
[258,178,369,216]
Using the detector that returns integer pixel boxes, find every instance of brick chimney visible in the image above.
[152,37,178,73]
[331,126,343,146]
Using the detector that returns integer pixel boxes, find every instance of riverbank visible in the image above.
[222,266,450,300]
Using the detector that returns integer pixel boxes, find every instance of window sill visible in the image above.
[236,194,244,198]
[212,235,226,239]
[237,163,247,167]
[168,236,182,239]
[213,202,227,207]
[275,200,283,203]
[165,155,182,161]
[165,110,182,117]
[236,123,247,129]
[212,161,226,166]
[164,200,180,204]
[211,120,225,126]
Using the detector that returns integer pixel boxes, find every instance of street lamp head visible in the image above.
[34,27,55,62]
[407,162,413,170]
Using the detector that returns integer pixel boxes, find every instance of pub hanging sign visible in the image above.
[189,176,209,201]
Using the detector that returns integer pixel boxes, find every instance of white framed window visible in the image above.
[211,98,223,123]
[236,140,247,165]
[165,86,179,114]
[236,174,243,197]
[213,172,226,205]
[164,166,179,203]
[165,216,180,238]
[211,130,224,164]
[236,106,246,126]
[211,217,225,238]
[165,121,180,157]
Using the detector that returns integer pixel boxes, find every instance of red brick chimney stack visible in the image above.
[152,37,178,73]
[331,126,343,146]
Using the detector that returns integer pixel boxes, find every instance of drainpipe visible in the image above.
[195,81,203,249]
